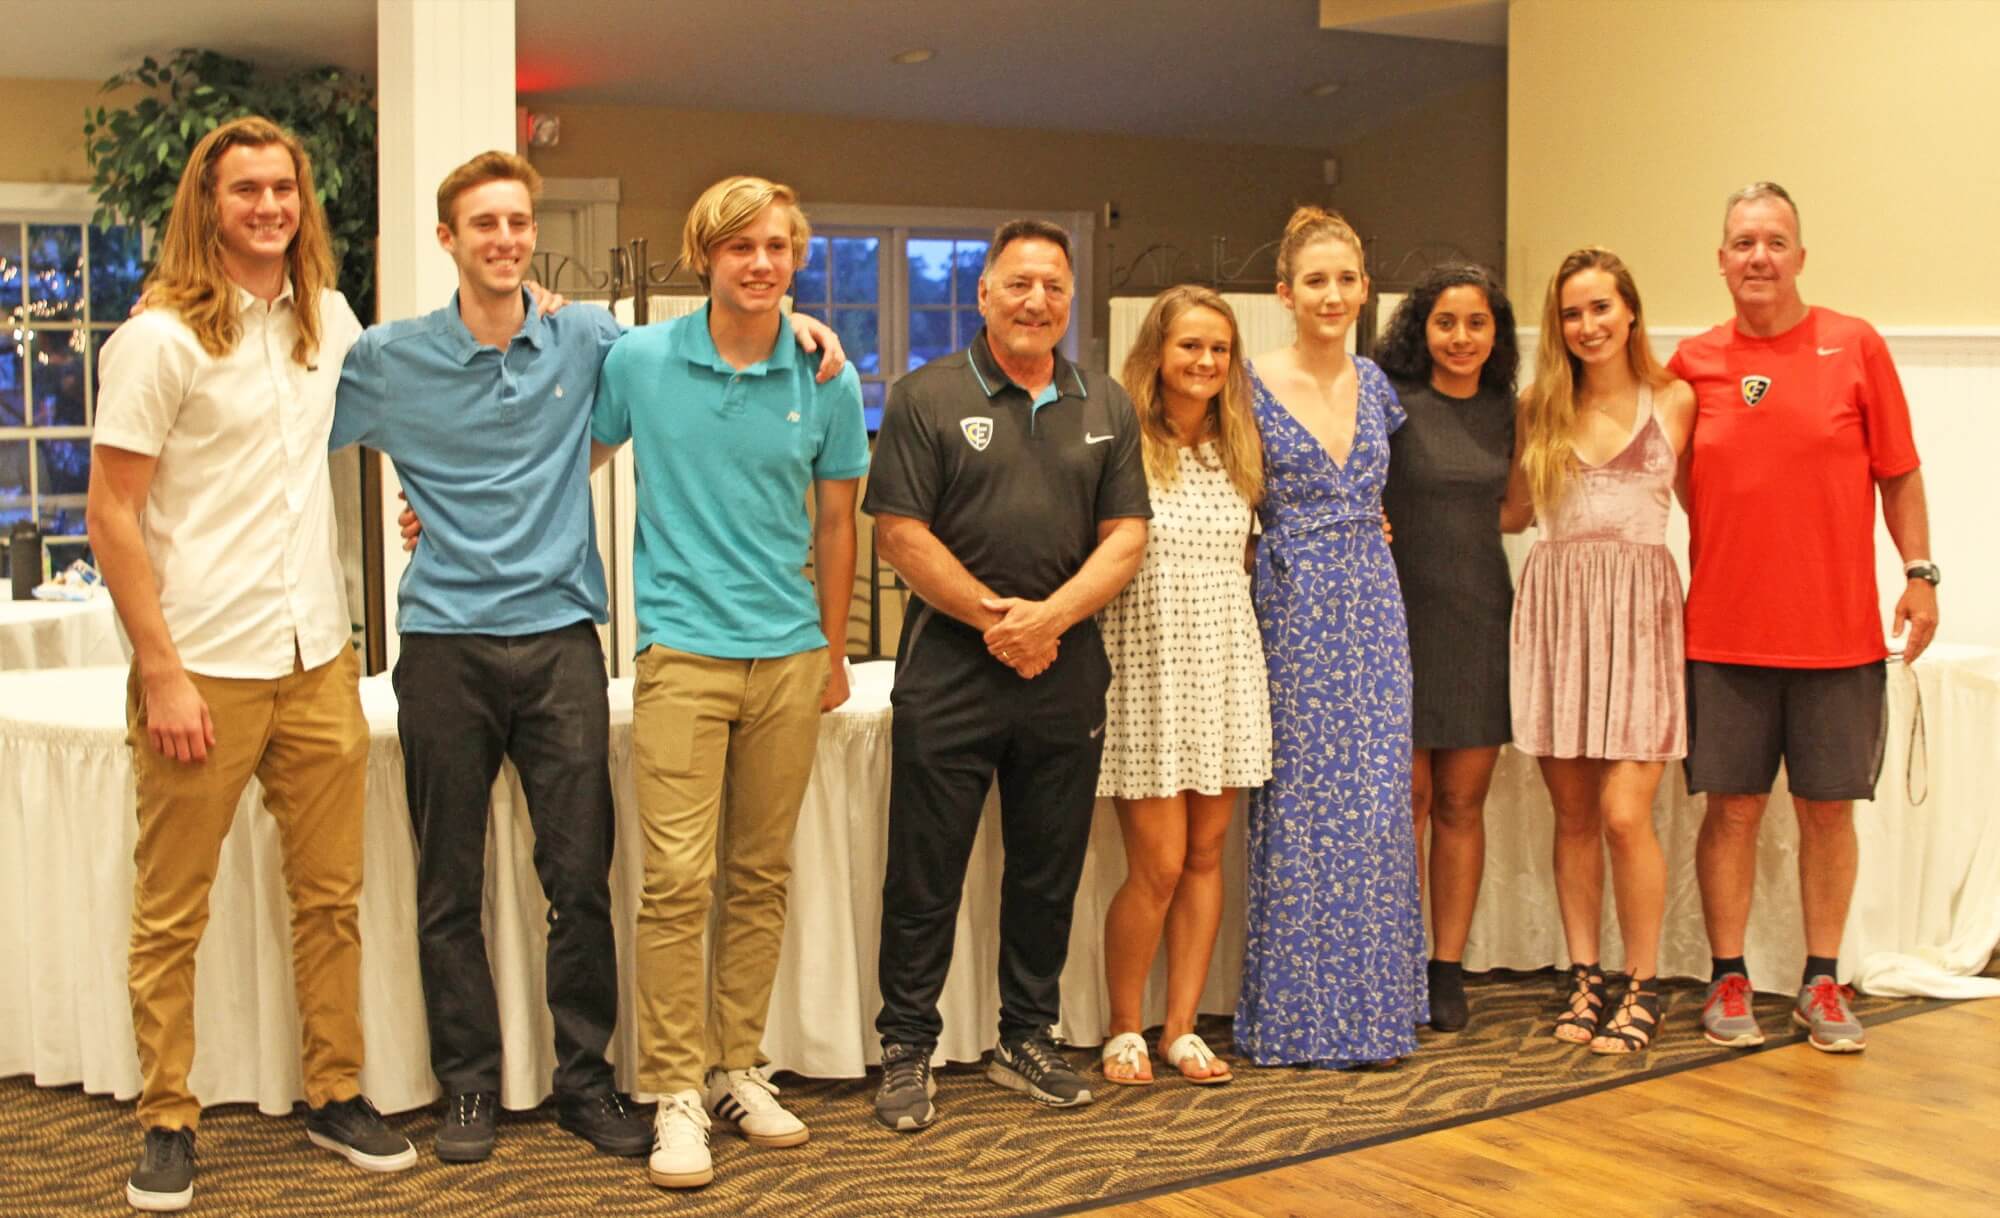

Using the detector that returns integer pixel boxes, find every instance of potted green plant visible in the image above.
[82,48,379,320]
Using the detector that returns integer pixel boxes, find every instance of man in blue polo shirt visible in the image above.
[589,174,867,1191]
[332,153,845,1166]
[330,151,645,1165]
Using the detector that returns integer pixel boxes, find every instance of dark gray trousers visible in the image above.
[875,607,1110,1050]
[393,621,618,1099]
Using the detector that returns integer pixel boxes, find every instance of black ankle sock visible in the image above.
[1427,958,1462,980]
[1711,955,1748,982]
[1803,955,1839,985]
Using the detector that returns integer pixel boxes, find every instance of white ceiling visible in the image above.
[4,0,1504,149]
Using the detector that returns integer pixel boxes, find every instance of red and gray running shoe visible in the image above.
[1701,973,1766,1048]
[1793,975,1866,1053]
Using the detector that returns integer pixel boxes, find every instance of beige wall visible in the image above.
[1509,0,2000,326]
[0,77,140,183]
[525,102,1330,349]
[1328,73,1506,284]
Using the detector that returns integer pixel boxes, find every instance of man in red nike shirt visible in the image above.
[1669,182,1939,1055]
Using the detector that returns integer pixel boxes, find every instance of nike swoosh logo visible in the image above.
[1084,432,1114,445]
[1817,346,1844,356]
[1089,720,1105,738]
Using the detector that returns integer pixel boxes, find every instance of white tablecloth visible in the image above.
[0,594,124,670]
[4,649,1995,1116]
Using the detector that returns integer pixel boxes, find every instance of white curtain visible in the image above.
[1110,292,1350,383]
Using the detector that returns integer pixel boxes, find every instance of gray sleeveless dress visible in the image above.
[1384,379,1515,749]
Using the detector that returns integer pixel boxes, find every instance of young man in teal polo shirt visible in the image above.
[589,175,868,1191]
[332,153,846,1166]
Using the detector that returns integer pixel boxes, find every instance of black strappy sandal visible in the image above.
[1553,963,1608,1044]
[1590,976,1662,1055]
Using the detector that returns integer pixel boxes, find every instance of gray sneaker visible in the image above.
[126,1126,194,1212]
[1701,973,1766,1048]
[1793,975,1866,1053]
[874,1042,937,1133]
[987,1033,1093,1108]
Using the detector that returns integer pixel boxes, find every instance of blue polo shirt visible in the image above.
[592,304,870,659]
[331,291,619,635]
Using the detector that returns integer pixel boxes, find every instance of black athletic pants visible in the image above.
[875,605,1110,1050]
[394,622,619,1099]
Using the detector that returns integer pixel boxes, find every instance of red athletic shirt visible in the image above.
[1668,306,1920,668]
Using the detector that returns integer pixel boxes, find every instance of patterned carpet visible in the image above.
[0,972,1946,1218]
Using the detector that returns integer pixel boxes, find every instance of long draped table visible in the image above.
[3,647,1995,1117]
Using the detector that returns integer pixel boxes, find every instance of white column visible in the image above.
[373,0,516,665]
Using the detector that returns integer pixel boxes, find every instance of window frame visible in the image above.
[806,203,1097,389]
[0,183,133,574]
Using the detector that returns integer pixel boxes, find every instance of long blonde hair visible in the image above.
[1519,247,1670,514]
[1118,285,1263,506]
[145,116,336,366]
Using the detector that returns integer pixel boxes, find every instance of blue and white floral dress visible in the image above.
[1235,357,1427,1067]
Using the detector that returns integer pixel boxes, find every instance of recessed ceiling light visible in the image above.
[1304,81,1342,97]
[891,48,935,65]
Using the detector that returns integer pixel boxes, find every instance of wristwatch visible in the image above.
[1905,560,1941,586]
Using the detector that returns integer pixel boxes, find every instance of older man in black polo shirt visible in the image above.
[865,219,1150,1132]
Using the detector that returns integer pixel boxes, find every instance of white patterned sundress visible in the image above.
[1096,440,1272,799]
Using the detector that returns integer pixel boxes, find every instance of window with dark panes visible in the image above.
[792,229,990,434]
[0,217,144,581]
[792,232,886,428]
[905,236,987,375]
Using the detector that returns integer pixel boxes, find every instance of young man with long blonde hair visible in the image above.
[87,115,414,1213]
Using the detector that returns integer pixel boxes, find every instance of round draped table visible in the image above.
[0,593,125,670]
[2,647,1994,1117]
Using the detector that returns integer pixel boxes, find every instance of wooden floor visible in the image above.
[1106,997,1999,1218]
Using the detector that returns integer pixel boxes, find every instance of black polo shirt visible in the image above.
[864,329,1151,602]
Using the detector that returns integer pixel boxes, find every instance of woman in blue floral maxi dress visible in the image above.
[1235,208,1427,1068]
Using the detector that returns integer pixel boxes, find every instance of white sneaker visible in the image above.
[704,1065,809,1148]
[646,1090,712,1190]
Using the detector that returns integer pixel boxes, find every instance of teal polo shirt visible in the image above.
[592,305,870,659]
[331,291,619,635]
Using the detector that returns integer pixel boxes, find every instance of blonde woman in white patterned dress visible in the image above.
[1097,286,1270,1086]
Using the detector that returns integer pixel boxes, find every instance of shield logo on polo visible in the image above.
[961,416,994,451]
[1740,375,1772,407]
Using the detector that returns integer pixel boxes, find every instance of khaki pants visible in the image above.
[126,647,368,1129]
[632,645,825,1094]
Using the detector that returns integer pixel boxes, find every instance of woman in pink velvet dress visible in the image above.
[1506,247,1695,1056]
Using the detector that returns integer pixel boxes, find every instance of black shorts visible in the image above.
[1684,660,1887,802]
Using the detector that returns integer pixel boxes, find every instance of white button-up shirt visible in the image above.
[94,283,363,679]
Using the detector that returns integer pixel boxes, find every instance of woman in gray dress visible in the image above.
[1375,264,1522,1032]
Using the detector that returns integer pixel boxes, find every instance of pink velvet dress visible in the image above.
[1510,384,1687,760]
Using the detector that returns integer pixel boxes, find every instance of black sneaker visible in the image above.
[435,1090,498,1163]
[305,1094,417,1172]
[873,1042,937,1133]
[987,1033,1093,1108]
[1427,959,1469,1032]
[126,1126,194,1212]
[556,1089,652,1157]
